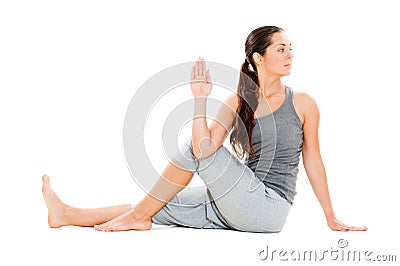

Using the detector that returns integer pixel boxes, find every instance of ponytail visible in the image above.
[230,58,259,159]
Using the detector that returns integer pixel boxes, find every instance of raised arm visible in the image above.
[190,58,237,158]
[297,93,367,232]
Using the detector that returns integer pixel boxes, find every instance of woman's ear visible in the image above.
[252,53,263,66]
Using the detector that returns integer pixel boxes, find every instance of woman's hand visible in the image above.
[327,216,367,232]
[190,57,212,98]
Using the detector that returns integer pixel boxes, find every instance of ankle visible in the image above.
[63,205,74,225]
[131,207,151,221]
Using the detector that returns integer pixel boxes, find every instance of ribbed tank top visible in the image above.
[245,86,303,204]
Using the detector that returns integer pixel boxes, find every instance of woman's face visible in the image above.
[259,31,293,77]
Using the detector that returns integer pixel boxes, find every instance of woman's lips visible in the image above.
[284,63,291,68]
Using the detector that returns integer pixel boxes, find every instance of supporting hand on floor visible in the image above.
[326,216,367,232]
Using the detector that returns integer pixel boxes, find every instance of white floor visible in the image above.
[1,168,398,266]
[4,214,398,266]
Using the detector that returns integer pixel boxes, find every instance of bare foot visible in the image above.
[94,209,152,232]
[42,174,68,228]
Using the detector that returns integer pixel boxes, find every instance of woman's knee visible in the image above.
[169,138,199,173]
[172,137,229,173]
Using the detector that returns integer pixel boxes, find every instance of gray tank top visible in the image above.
[245,86,303,204]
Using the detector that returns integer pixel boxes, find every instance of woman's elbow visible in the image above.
[192,137,217,158]
[303,159,325,176]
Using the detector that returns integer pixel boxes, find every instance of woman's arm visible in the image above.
[297,93,367,232]
[190,58,237,158]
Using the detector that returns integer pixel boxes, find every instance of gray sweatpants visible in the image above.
[147,139,291,233]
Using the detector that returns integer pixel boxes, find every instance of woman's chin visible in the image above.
[283,70,291,76]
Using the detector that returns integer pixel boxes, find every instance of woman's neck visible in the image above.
[259,77,285,97]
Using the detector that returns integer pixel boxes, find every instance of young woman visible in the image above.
[42,26,367,233]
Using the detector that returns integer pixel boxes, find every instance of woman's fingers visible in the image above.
[346,225,368,231]
[191,66,195,80]
[192,57,208,80]
[200,57,205,76]
[340,221,367,231]
[195,59,200,77]
[206,69,212,83]
[338,223,367,232]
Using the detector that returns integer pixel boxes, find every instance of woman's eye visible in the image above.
[278,48,293,53]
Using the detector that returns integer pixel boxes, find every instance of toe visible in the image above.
[42,174,50,185]
[105,225,113,232]
[95,224,109,232]
[96,225,104,231]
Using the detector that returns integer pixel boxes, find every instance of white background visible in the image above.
[1,0,399,265]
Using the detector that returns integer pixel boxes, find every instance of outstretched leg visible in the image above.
[94,160,194,232]
[42,174,131,227]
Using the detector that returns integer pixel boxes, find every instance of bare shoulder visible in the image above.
[293,91,319,124]
[294,91,318,110]
[294,91,317,106]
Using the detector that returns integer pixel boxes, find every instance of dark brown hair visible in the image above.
[230,26,283,159]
